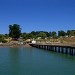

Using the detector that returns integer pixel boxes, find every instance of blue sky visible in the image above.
[0,0,75,34]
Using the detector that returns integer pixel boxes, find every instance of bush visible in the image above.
[2,40,7,43]
[0,38,7,43]
[0,38,3,42]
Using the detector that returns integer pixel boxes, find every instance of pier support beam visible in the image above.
[29,44,75,56]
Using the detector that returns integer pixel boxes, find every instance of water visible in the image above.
[0,47,75,75]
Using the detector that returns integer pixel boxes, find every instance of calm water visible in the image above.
[0,47,75,75]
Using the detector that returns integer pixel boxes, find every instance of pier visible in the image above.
[29,44,75,56]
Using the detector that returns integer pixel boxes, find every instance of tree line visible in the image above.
[0,24,75,43]
[21,30,75,39]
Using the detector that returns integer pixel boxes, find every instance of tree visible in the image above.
[31,31,37,35]
[9,24,21,40]
[21,33,27,39]
[0,34,7,43]
[0,34,3,42]
[51,31,57,38]
[67,30,75,37]
[4,34,9,39]
[67,30,70,36]
[37,32,47,39]
[26,33,36,39]
[43,31,50,37]
[49,32,52,37]
[58,30,66,37]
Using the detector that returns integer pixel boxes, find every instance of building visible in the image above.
[32,40,36,44]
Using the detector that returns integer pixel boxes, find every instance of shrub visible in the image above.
[2,40,7,43]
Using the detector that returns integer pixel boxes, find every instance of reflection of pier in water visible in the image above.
[29,44,75,56]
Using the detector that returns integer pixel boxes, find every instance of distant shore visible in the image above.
[0,42,75,48]
[0,43,31,48]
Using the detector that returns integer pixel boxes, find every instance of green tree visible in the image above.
[49,32,52,37]
[37,32,47,39]
[67,30,70,36]
[70,30,75,36]
[0,34,7,43]
[31,31,37,35]
[21,33,27,39]
[58,30,66,37]
[27,33,36,39]
[9,24,21,40]
[43,31,50,37]
[67,30,75,36]
[4,34,9,39]
[51,31,57,38]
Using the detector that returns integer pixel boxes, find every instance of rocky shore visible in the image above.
[0,43,31,48]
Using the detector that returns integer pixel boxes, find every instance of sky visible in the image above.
[0,0,75,34]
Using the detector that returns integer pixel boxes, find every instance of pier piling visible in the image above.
[29,44,75,56]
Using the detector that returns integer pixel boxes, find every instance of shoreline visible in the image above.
[0,42,75,48]
[0,43,31,48]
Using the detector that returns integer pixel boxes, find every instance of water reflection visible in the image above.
[8,48,20,74]
[0,47,75,75]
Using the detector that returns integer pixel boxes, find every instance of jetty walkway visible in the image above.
[29,43,75,56]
